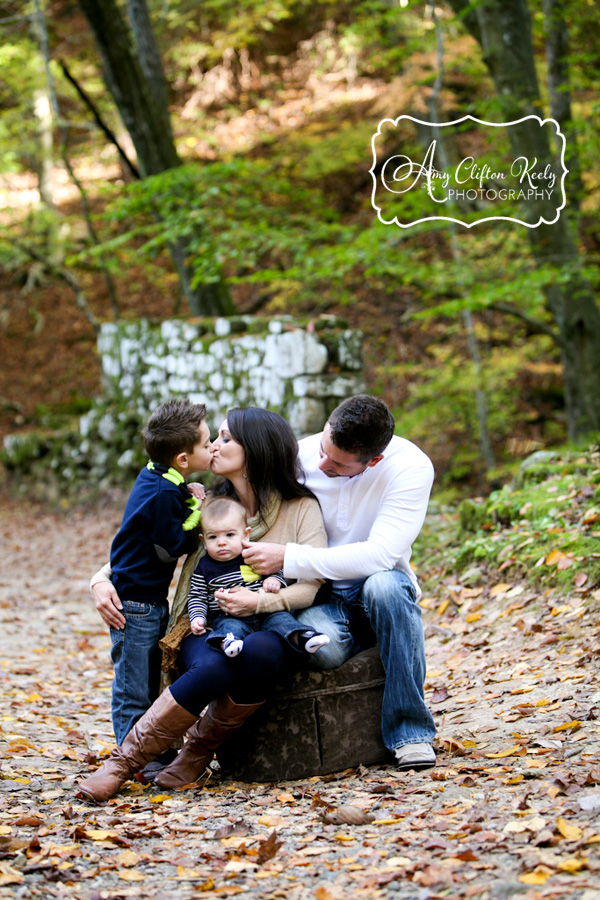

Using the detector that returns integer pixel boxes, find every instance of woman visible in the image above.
[79,407,327,802]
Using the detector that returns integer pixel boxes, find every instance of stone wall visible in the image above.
[2,315,365,498]
[94,314,364,437]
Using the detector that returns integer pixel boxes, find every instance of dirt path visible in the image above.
[1,495,600,900]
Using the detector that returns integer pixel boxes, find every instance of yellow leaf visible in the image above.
[519,868,552,885]
[150,794,172,803]
[502,775,525,785]
[557,818,583,841]
[535,698,551,707]
[334,834,356,842]
[486,745,523,759]
[545,548,564,566]
[86,830,118,841]
[224,860,258,873]
[0,863,25,886]
[372,818,402,825]
[116,850,140,867]
[437,599,449,615]
[277,792,295,803]
[465,613,481,623]
[118,870,146,882]
[176,866,205,879]
[553,721,581,733]
[557,857,587,873]
[0,827,12,836]
[490,583,512,596]
[25,693,43,702]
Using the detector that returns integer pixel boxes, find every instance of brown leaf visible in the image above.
[320,805,375,826]
[213,820,249,839]
[256,830,282,864]
[431,686,449,703]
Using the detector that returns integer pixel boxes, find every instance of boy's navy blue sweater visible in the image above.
[110,464,198,604]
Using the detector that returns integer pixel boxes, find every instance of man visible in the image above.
[242,394,436,769]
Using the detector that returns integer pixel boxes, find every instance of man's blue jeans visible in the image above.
[110,599,169,745]
[296,569,436,751]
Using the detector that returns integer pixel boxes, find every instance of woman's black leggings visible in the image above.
[169,630,287,715]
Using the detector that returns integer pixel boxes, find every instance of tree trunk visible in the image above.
[77,0,234,315]
[31,0,55,208]
[541,0,583,210]
[127,0,171,115]
[77,0,178,176]
[447,0,600,438]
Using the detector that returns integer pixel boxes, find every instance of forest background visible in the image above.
[0,0,599,503]
[3,7,600,897]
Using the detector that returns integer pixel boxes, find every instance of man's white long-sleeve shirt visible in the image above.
[284,432,434,594]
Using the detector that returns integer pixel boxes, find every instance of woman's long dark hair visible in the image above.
[213,407,314,519]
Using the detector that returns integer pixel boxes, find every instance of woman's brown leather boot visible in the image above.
[77,689,197,803]
[154,694,263,789]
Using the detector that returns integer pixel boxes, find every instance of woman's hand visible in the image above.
[215,587,259,617]
[92,582,126,630]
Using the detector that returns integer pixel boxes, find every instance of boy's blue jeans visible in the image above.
[208,609,305,653]
[110,599,169,745]
[296,569,436,752]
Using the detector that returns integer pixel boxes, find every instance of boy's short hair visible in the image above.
[328,394,395,462]
[143,399,207,466]
[201,497,247,532]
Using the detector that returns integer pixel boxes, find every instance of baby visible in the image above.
[187,497,329,657]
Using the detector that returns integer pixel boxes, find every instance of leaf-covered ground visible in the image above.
[2,492,600,899]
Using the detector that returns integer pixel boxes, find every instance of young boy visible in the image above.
[108,398,212,747]
[188,497,330,657]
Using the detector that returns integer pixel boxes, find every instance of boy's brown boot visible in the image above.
[77,689,197,803]
[154,694,263,789]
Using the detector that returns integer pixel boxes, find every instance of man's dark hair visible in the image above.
[328,394,395,462]
[143,398,207,466]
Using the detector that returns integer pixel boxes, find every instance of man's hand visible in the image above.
[215,586,259,617]
[92,581,126,630]
[241,540,285,575]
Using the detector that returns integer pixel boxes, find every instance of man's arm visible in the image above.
[284,462,434,582]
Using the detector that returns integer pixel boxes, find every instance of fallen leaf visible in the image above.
[486,744,524,759]
[557,856,587,873]
[116,849,140,867]
[320,805,375,825]
[0,863,25,886]
[519,867,553,885]
[117,870,146,882]
[256,830,282,865]
[556,817,583,841]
